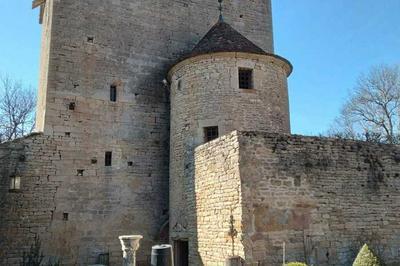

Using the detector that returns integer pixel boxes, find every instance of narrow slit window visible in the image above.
[10,176,21,191]
[63,213,69,221]
[110,85,117,102]
[204,126,219,143]
[177,80,182,91]
[105,151,112,166]
[238,68,253,89]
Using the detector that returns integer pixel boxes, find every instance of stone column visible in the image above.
[119,235,143,266]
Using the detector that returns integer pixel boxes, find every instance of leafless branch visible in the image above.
[328,64,400,144]
[0,74,36,143]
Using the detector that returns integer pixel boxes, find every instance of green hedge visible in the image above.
[353,244,383,266]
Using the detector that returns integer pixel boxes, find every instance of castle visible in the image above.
[0,1,399,265]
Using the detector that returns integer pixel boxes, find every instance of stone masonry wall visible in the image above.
[189,132,244,265]
[29,2,276,263]
[238,132,400,266]
[191,131,400,265]
[0,134,60,265]
[0,0,276,264]
[169,53,290,241]
[0,131,168,265]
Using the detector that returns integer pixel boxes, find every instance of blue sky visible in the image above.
[273,0,400,135]
[0,1,399,136]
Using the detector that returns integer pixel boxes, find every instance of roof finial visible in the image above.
[218,0,224,22]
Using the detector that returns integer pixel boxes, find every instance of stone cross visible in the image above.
[119,235,143,266]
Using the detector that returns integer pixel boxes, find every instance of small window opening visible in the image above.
[177,80,182,91]
[128,161,133,166]
[77,169,84,176]
[91,158,98,164]
[87,36,94,43]
[9,176,21,191]
[105,151,112,166]
[239,68,253,89]
[19,155,26,162]
[110,85,117,102]
[97,253,109,265]
[65,132,71,137]
[204,126,219,143]
[63,213,69,221]
[69,102,76,110]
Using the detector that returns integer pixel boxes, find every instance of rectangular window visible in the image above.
[204,126,219,143]
[238,68,253,89]
[10,176,21,191]
[105,151,112,166]
[77,169,84,176]
[98,253,110,265]
[69,102,76,110]
[110,85,117,102]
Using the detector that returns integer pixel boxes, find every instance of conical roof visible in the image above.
[187,21,268,58]
[168,20,293,78]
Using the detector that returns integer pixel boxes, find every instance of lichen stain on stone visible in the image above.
[253,203,316,232]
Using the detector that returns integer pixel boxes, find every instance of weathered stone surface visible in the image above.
[1,0,275,265]
[191,131,400,266]
[3,1,399,266]
[169,52,291,245]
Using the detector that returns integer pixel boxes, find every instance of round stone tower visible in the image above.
[167,18,292,250]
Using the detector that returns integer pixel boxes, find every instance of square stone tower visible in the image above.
[30,0,275,264]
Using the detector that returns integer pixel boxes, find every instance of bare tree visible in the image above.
[0,74,36,143]
[329,64,400,144]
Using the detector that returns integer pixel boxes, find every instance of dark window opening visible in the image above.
[105,152,112,166]
[63,213,69,221]
[204,126,219,143]
[110,85,117,102]
[91,158,98,164]
[19,155,26,162]
[69,102,76,110]
[177,80,182,91]
[87,36,94,43]
[65,132,71,137]
[77,169,84,176]
[128,161,133,166]
[239,68,253,89]
[97,253,109,266]
[9,176,21,191]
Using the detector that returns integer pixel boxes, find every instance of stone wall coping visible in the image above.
[0,132,44,147]
[194,130,400,153]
